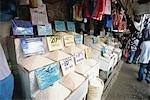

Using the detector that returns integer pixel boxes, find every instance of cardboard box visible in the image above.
[7,37,49,64]
[63,46,85,65]
[13,55,62,99]
[44,50,75,76]
[19,55,62,89]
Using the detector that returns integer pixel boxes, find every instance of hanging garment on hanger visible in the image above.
[73,3,83,21]
[104,0,111,15]
[91,0,106,20]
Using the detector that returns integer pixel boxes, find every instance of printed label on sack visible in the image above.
[47,36,63,51]
[60,57,75,76]
[64,35,75,47]
[74,51,85,64]
[35,63,61,90]
[55,21,66,31]
[67,21,76,32]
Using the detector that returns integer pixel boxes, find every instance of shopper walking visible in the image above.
[137,37,150,83]
[126,32,139,64]
[0,43,14,99]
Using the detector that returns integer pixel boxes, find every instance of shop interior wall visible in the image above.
[43,0,72,21]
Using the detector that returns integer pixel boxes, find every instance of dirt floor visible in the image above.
[106,62,150,100]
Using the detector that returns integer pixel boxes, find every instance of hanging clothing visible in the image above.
[103,15,112,28]
[91,0,106,20]
[73,3,83,21]
[104,0,111,15]
[82,0,94,18]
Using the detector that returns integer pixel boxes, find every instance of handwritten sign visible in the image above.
[74,34,83,44]
[85,48,92,59]
[67,22,76,32]
[20,38,45,57]
[64,35,75,47]
[30,4,48,25]
[74,51,85,64]
[37,24,52,35]
[47,36,63,51]
[35,63,61,90]
[60,57,75,76]
[55,21,66,31]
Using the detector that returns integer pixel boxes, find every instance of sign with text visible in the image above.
[64,35,75,47]
[54,21,66,32]
[35,63,61,90]
[85,48,92,59]
[30,4,48,25]
[74,51,85,64]
[37,24,52,35]
[47,36,63,51]
[60,57,75,76]
[74,34,83,44]
[67,21,76,32]
[20,38,45,57]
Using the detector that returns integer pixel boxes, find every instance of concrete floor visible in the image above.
[106,62,150,100]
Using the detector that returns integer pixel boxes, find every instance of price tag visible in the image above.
[37,24,52,35]
[64,35,75,47]
[47,36,63,51]
[74,34,83,44]
[85,48,92,59]
[67,21,76,32]
[35,63,61,90]
[74,51,85,64]
[55,21,66,31]
[60,57,75,76]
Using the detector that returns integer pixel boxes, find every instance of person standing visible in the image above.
[126,32,139,64]
[0,43,14,99]
[137,38,150,83]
